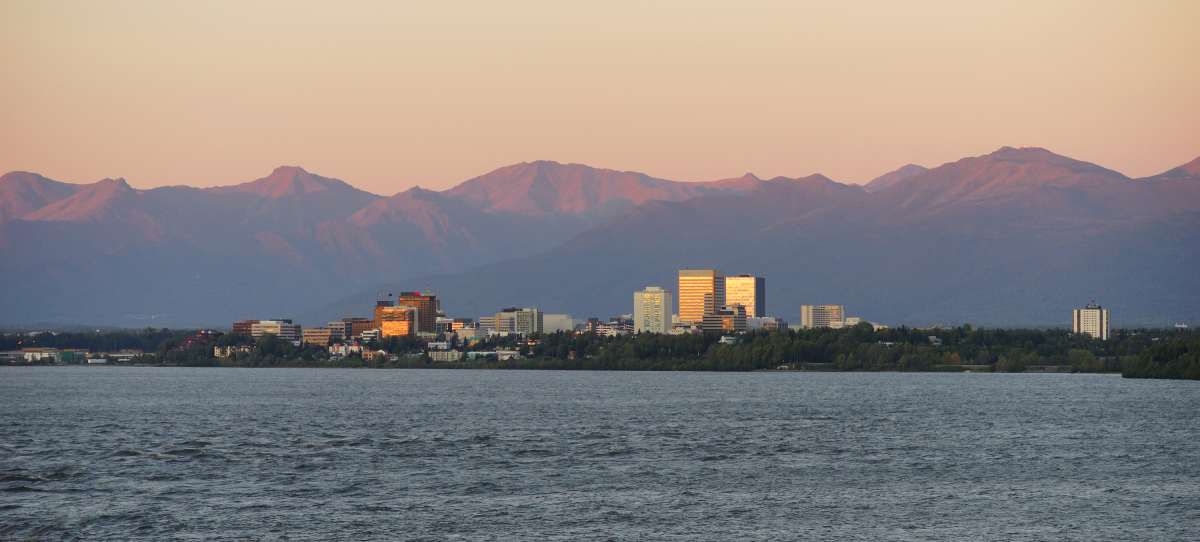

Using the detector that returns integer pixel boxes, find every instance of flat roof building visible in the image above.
[800,305,845,329]
[724,275,765,318]
[634,286,673,334]
[678,269,723,325]
[1073,303,1110,340]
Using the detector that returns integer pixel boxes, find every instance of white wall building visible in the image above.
[1072,304,1110,340]
[800,305,845,329]
[543,314,575,333]
[634,286,673,334]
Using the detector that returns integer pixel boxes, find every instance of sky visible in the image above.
[1,0,1197,194]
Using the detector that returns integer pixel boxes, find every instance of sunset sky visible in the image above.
[2,0,1197,194]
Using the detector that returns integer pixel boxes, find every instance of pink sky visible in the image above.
[2,1,1197,194]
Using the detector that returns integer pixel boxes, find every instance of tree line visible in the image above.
[2,324,1197,379]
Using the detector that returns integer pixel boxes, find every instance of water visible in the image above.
[1,368,1198,541]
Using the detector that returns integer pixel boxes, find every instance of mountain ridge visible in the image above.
[2,147,1198,327]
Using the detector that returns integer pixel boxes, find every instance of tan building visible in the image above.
[302,328,333,347]
[1072,304,1110,340]
[724,275,765,318]
[379,306,417,338]
[800,305,845,329]
[678,269,723,324]
[634,286,673,334]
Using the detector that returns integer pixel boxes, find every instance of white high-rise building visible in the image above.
[494,308,543,336]
[1072,304,1110,340]
[800,305,845,329]
[634,286,674,334]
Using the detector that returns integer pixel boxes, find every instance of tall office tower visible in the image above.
[379,306,417,337]
[678,269,724,324]
[373,297,395,330]
[1072,303,1110,340]
[397,291,438,333]
[494,307,544,336]
[800,305,846,329]
[702,305,747,334]
[633,286,673,334]
[724,275,765,317]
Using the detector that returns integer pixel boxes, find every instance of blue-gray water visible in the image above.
[1,368,1198,541]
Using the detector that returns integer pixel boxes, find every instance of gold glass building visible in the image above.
[678,269,723,325]
[723,275,765,318]
[379,306,417,337]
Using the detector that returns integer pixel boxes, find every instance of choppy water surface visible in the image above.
[1,368,1198,540]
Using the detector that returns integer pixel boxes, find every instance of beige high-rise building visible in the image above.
[724,275,765,318]
[800,304,845,329]
[1072,304,1110,340]
[678,269,723,324]
[634,286,673,334]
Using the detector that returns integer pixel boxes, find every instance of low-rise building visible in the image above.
[302,328,333,347]
[213,345,253,359]
[702,305,747,334]
[801,305,845,329]
[328,343,364,358]
[251,320,301,341]
[429,350,463,363]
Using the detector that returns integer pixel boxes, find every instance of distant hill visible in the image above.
[864,164,928,193]
[2,148,1198,327]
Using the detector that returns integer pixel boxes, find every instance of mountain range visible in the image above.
[2,147,1197,328]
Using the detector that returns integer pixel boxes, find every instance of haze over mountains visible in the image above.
[2,147,1197,328]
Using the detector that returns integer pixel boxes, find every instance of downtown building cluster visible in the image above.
[221,270,1120,363]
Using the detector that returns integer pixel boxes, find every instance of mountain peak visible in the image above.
[216,166,361,198]
[1146,155,1200,180]
[445,161,704,216]
[865,164,928,193]
[22,176,142,222]
[0,171,83,221]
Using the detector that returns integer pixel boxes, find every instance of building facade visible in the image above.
[678,269,724,324]
[1072,304,1110,340]
[702,305,747,334]
[494,308,543,336]
[232,319,259,336]
[800,305,845,329]
[723,275,765,318]
[302,328,333,347]
[397,291,439,334]
[379,306,417,337]
[633,286,673,334]
[250,320,301,341]
[543,314,575,334]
